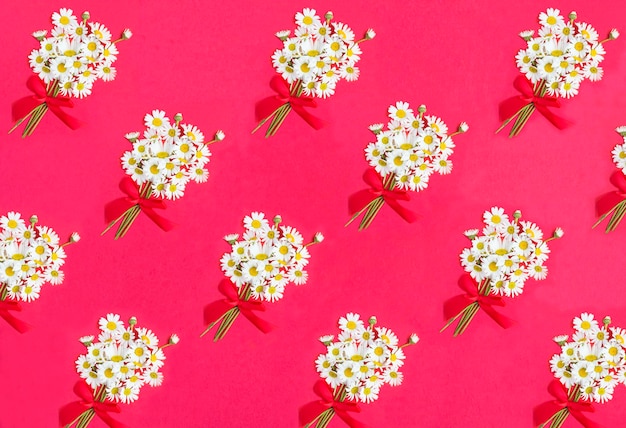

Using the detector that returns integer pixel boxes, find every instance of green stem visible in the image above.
[538,385,579,427]
[102,183,153,239]
[312,409,335,428]
[23,104,49,137]
[74,409,95,428]
[453,303,480,336]
[347,174,397,231]
[207,283,252,341]
[213,307,240,341]
[497,79,547,138]
[14,80,60,138]
[441,279,492,336]
[604,200,626,233]
[252,80,303,138]
[358,197,385,230]
[72,386,106,428]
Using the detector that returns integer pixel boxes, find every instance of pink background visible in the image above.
[2,1,626,427]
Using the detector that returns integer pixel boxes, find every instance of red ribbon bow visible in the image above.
[255,76,326,130]
[443,274,516,329]
[204,279,275,334]
[348,168,419,223]
[499,75,571,130]
[298,380,368,428]
[12,76,83,130]
[533,380,603,428]
[0,300,31,333]
[596,171,626,217]
[59,380,128,428]
[104,177,176,232]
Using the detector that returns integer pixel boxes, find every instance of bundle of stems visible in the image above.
[9,80,60,138]
[346,174,396,230]
[303,385,347,428]
[101,183,153,239]
[252,80,303,138]
[497,80,547,138]
[441,279,492,336]
[201,283,252,341]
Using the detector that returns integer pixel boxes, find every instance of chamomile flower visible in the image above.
[266,8,372,100]
[339,313,364,333]
[217,213,322,304]
[295,8,320,28]
[459,208,560,300]
[388,101,413,123]
[69,315,176,407]
[52,8,78,29]
[547,313,626,403]
[0,214,77,307]
[362,102,465,206]
[313,314,417,405]
[118,111,222,209]
[513,8,615,97]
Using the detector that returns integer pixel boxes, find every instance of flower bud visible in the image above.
[224,234,239,244]
[79,335,94,346]
[82,11,91,21]
[518,30,534,41]
[615,126,626,137]
[319,335,334,345]
[368,123,384,134]
[124,132,140,142]
[32,30,47,41]
[463,229,479,240]
[275,30,290,41]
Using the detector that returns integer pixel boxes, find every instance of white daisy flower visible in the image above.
[52,8,78,28]
[99,314,124,335]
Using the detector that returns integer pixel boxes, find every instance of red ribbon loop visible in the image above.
[443,274,516,329]
[499,76,571,130]
[348,168,419,223]
[59,380,128,428]
[0,300,31,333]
[104,177,176,232]
[255,76,326,130]
[533,380,603,428]
[204,279,275,334]
[596,171,626,216]
[12,76,83,130]
[298,380,368,428]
